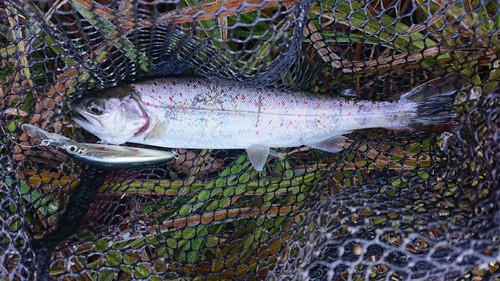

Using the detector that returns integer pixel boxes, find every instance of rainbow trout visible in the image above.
[73,75,458,171]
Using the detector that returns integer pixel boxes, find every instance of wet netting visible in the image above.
[1,0,499,280]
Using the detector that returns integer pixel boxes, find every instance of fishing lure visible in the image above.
[21,124,179,169]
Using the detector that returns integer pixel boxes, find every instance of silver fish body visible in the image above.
[74,76,458,170]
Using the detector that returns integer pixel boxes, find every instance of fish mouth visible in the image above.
[72,108,91,126]
[72,107,102,131]
[72,111,88,125]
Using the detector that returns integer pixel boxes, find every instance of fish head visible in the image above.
[73,85,150,144]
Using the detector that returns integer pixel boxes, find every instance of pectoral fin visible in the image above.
[143,121,168,141]
[306,135,348,153]
[246,144,271,171]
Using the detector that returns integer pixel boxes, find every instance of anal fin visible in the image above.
[246,144,271,171]
[306,135,348,153]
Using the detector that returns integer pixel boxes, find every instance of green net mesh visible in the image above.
[1,0,499,280]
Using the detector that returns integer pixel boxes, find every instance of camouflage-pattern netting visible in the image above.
[1,0,498,280]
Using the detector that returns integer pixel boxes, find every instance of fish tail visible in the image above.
[400,74,461,130]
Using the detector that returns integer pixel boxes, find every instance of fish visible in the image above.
[73,75,459,171]
[21,124,179,169]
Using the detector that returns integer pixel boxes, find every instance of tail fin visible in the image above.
[400,74,461,130]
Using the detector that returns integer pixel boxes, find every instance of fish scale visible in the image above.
[74,75,458,171]
[129,78,411,148]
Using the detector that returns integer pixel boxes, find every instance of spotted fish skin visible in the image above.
[125,78,414,147]
[74,76,458,170]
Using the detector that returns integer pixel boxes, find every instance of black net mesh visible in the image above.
[1,0,499,280]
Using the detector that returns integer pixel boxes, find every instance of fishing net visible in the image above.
[1,0,499,280]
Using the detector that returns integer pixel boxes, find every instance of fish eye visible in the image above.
[86,99,104,115]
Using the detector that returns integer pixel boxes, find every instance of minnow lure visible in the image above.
[73,75,459,171]
[21,124,179,169]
